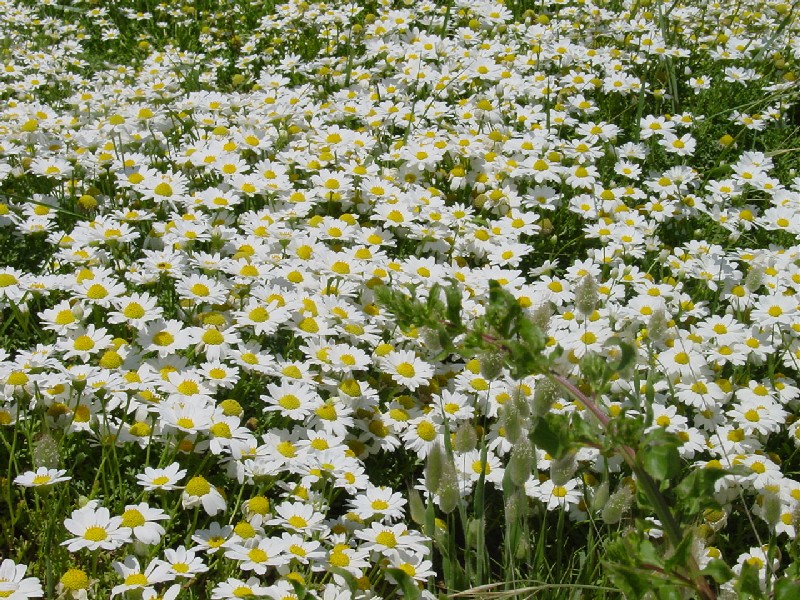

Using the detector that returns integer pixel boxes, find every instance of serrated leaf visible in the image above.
[607,336,636,372]
[674,469,727,516]
[735,561,765,599]
[701,559,735,585]
[640,439,680,481]
[517,317,545,354]
[531,413,570,458]
[444,279,463,326]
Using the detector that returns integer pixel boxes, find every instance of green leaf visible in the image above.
[640,431,681,481]
[517,317,545,354]
[774,578,800,600]
[664,532,694,573]
[386,568,421,600]
[444,279,463,326]
[531,413,571,459]
[674,468,727,517]
[735,561,765,599]
[607,336,636,373]
[701,559,735,585]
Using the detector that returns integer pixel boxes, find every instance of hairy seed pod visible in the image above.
[508,436,534,486]
[33,432,60,469]
[513,389,531,421]
[647,307,668,343]
[745,265,765,292]
[574,274,599,315]
[591,480,610,513]
[530,303,553,331]
[531,378,558,418]
[479,350,505,380]
[601,483,633,525]
[501,400,523,444]
[408,487,426,526]
[437,459,461,514]
[425,443,444,493]
[453,421,478,453]
[549,451,577,486]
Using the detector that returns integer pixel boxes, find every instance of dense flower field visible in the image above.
[1,0,799,597]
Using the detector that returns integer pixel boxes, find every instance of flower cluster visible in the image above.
[0,0,799,596]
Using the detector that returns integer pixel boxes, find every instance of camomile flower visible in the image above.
[224,537,289,574]
[62,503,129,552]
[136,462,187,491]
[119,502,169,545]
[182,475,226,516]
[14,467,71,488]
[111,556,173,598]
[109,293,163,327]
[160,546,209,579]
[261,380,319,421]
[210,577,271,600]
[0,559,43,598]
[349,485,407,522]
[380,350,434,391]
[266,501,328,534]
[191,522,233,554]
[355,522,429,557]
[526,478,583,511]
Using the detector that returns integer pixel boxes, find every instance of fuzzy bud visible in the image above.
[530,303,553,331]
[408,487,426,526]
[453,421,478,453]
[513,389,531,421]
[425,443,444,493]
[574,274,599,315]
[437,459,461,514]
[32,432,60,470]
[601,483,633,525]
[591,480,610,513]
[745,266,764,292]
[501,400,523,444]
[549,451,577,486]
[647,308,668,343]
[531,378,559,418]
[479,350,505,380]
[508,436,534,486]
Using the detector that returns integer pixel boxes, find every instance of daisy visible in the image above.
[224,537,289,574]
[62,503,129,552]
[210,577,271,600]
[192,522,233,554]
[348,485,407,522]
[136,462,187,491]
[0,559,43,599]
[119,502,169,545]
[111,556,173,598]
[182,476,227,516]
[261,380,319,421]
[266,501,328,534]
[355,522,429,557]
[14,467,71,488]
[380,350,434,391]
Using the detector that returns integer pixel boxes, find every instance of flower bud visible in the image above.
[425,443,444,493]
[437,460,461,514]
[591,480,610,513]
[501,400,523,444]
[479,350,505,380]
[550,451,577,486]
[32,432,60,469]
[575,274,599,315]
[531,378,558,418]
[745,266,764,292]
[408,487,426,526]
[601,483,633,525]
[647,308,668,343]
[453,421,478,453]
[508,436,534,486]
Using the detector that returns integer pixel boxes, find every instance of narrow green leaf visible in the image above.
[386,568,421,600]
